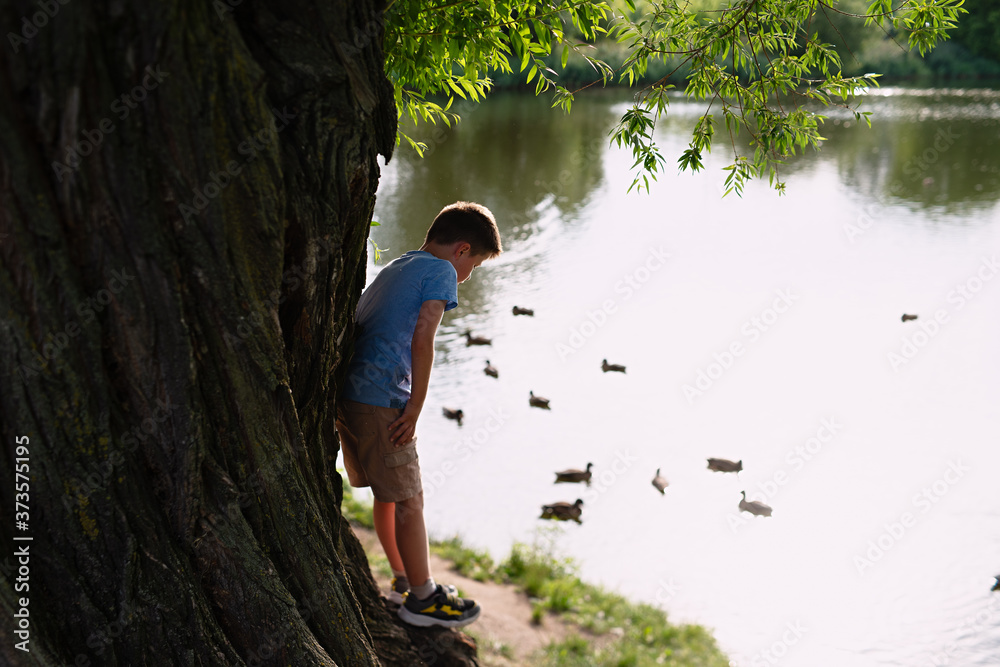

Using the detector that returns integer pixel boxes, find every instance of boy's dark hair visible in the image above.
[425,201,502,258]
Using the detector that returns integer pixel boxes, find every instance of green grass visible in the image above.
[340,482,729,666]
[430,531,730,667]
[367,548,393,580]
[340,478,375,529]
[431,536,501,583]
[465,629,516,661]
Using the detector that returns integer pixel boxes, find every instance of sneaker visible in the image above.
[397,584,481,628]
[387,579,457,605]
[388,577,409,605]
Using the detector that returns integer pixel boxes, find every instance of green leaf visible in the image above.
[382,0,960,196]
[368,238,388,264]
[446,78,468,99]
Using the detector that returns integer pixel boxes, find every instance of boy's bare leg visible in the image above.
[372,498,406,574]
[394,492,431,588]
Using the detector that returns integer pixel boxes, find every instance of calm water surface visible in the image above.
[363,88,1000,667]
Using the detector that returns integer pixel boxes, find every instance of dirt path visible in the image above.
[353,526,574,665]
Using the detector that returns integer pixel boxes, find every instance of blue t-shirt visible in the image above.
[342,251,458,408]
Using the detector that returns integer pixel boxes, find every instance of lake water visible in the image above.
[363,87,1000,666]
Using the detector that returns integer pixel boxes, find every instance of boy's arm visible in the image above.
[388,299,446,446]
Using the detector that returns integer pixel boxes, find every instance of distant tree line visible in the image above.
[953,0,1000,62]
[483,1,1000,87]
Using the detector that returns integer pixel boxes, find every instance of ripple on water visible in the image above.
[373,87,1000,667]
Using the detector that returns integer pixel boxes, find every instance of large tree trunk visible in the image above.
[0,1,476,665]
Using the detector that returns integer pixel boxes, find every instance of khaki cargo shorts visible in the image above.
[336,400,422,503]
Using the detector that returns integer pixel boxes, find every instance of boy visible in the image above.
[337,201,502,628]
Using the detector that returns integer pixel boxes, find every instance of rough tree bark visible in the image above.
[0,1,476,665]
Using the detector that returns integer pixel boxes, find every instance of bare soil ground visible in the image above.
[353,526,576,665]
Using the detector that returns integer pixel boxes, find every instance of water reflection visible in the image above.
[625,87,1000,212]
[374,91,617,317]
[376,88,1000,257]
[370,86,1000,667]
[372,85,1000,342]
[377,92,614,243]
[826,89,1000,211]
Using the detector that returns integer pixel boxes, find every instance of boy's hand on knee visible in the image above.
[388,407,419,446]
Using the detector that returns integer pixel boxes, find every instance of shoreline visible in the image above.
[352,525,578,665]
[348,518,730,666]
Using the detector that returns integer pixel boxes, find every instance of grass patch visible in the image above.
[431,536,501,583]
[530,600,546,626]
[500,537,574,598]
[428,530,730,666]
[340,482,728,665]
[367,548,393,580]
[340,477,375,529]
[339,480,389,577]
[465,629,515,661]
[539,621,728,667]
